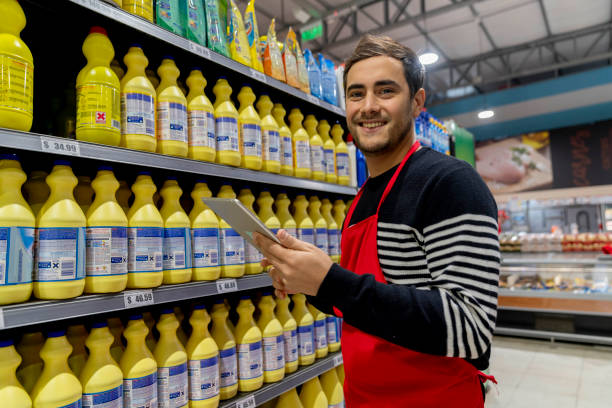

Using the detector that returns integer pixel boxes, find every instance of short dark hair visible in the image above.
[343,34,425,98]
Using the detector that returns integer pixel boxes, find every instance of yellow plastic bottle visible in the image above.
[308,196,328,255]
[275,296,298,374]
[120,315,158,407]
[121,44,157,152]
[79,322,124,408]
[272,103,293,176]
[126,172,163,288]
[275,193,297,239]
[23,171,49,217]
[75,176,94,214]
[304,115,325,181]
[189,181,221,281]
[288,109,311,178]
[122,0,154,22]
[31,330,83,408]
[238,187,262,275]
[320,198,339,264]
[0,154,34,305]
[76,26,121,146]
[257,292,285,383]
[332,124,349,185]
[292,195,314,246]
[0,0,34,132]
[186,69,216,162]
[142,312,157,352]
[154,309,189,407]
[16,332,43,393]
[325,313,340,355]
[174,306,189,346]
[320,368,344,407]
[237,86,263,170]
[300,377,328,408]
[85,166,129,293]
[217,184,245,278]
[257,95,281,173]
[110,59,124,80]
[186,305,220,407]
[276,388,303,408]
[146,68,160,89]
[234,296,263,391]
[0,339,32,408]
[210,300,238,400]
[34,160,86,300]
[291,294,315,366]
[257,190,281,237]
[345,200,352,216]
[107,317,125,364]
[318,120,337,184]
[332,200,346,255]
[213,78,240,167]
[336,364,344,385]
[67,324,88,378]
[116,180,132,215]
[307,303,328,358]
[159,178,192,284]
[156,57,188,157]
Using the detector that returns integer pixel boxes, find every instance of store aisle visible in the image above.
[485,336,612,408]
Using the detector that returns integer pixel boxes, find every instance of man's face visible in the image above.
[345,55,415,156]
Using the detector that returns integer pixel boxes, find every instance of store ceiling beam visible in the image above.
[537,0,563,64]
[583,30,607,57]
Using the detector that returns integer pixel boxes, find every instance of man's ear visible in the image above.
[413,88,426,118]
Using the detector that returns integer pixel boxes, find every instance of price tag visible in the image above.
[249,68,267,83]
[189,41,211,59]
[307,94,321,106]
[0,308,5,329]
[216,278,238,294]
[333,354,343,366]
[123,290,154,308]
[40,137,81,156]
[235,395,256,408]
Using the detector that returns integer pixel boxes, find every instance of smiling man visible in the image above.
[255,34,499,407]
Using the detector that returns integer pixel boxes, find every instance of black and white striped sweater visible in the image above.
[310,147,500,370]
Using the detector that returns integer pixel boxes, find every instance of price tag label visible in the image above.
[307,94,321,106]
[333,354,343,366]
[235,395,256,408]
[40,137,81,156]
[249,68,267,83]
[216,278,238,294]
[189,41,211,59]
[0,308,5,329]
[123,290,154,308]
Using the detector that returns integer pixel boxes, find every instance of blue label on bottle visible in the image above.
[59,400,82,408]
[163,227,192,270]
[0,226,34,286]
[35,227,85,282]
[83,384,123,407]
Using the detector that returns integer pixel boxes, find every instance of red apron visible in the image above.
[336,141,492,407]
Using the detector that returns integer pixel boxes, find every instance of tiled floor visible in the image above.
[485,336,612,408]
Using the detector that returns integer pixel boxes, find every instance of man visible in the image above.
[255,34,499,407]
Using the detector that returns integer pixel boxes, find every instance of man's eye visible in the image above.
[349,91,363,98]
[379,88,394,95]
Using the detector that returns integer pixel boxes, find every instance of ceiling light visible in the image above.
[478,110,495,119]
[293,8,311,24]
[418,52,439,65]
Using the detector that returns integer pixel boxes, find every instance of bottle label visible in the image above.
[0,227,34,285]
[188,355,219,401]
[263,335,285,371]
[123,372,158,408]
[314,228,328,254]
[85,227,128,277]
[215,117,239,152]
[237,341,263,380]
[297,228,314,245]
[219,347,238,388]
[284,329,298,363]
[188,110,216,149]
[35,227,85,282]
[77,83,121,132]
[328,229,339,256]
[336,153,349,178]
[326,315,339,344]
[220,228,244,266]
[158,101,188,142]
[314,319,328,350]
[310,145,324,173]
[243,241,262,264]
[294,140,311,170]
[59,400,83,408]
[284,228,297,239]
[262,129,280,162]
[297,325,314,357]
[281,136,293,167]
[158,363,188,408]
[337,317,343,338]
[128,227,163,273]
[191,228,219,267]
[329,402,345,408]
[240,123,262,157]
[121,92,155,138]
[0,54,33,116]
[324,149,335,175]
[163,227,192,270]
[82,384,123,408]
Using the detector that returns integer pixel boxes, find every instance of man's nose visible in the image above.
[360,91,380,116]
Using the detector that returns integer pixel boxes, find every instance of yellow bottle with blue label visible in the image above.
[67,324,88,378]
[237,86,263,170]
[159,178,192,284]
[257,190,281,235]
[275,193,297,239]
[34,160,86,300]
[213,78,240,167]
[275,296,298,374]
[143,311,157,352]
[277,388,303,408]
[288,108,311,178]
[31,330,83,408]
[307,303,328,358]
[303,115,325,181]
[122,0,154,22]
[186,69,216,162]
[320,366,344,407]
[272,103,293,176]
[217,184,245,278]
[126,172,164,288]
[238,187,262,275]
[308,196,328,256]
[318,120,337,184]
[257,292,285,383]
[0,339,32,408]
[299,377,328,408]
[116,180,132,215]
[291,294,315,366]
[0,154,34,305]
[107,317,125,363]
[174,306,189,346]
[256,95,281,173]
[79,322,124,408]
[75,176,94,214]
[332,200,346,232]
[332,123,349,185]
[156,57,188,157]
[23,171,49,217]
[210,300,238,400]
[121,44,157,152]
[16,332,44,393]
[320,198,339,264]
[85,166,129,294]
[292,195,314,246]
[325,313,340,353]
[120,315,158,408]
[189,181,221,281]
[76,26,121,146]
[235,296,264,391]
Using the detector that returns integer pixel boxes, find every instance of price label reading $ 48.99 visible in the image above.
[123,290,154,308]
[235,395,256,408]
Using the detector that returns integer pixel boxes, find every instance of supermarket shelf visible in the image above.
[220,351,344,408]
[0,274,272,330]
[501,252,612,267]
[498,291,612,316]
[499,289,612,301]
[495,326,612,346]
[0,130,358,195]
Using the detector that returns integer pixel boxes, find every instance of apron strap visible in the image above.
[376,140,420,213]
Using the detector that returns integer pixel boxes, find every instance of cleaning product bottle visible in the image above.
[213,78,240,166]
[272,103,293,176]
[160,178,193,284]
[292,195,314,245]
[291,293,315,366]
[120,315,158,408]
[308,196,328,255]
[0,339,32,408]
[237,86,263,170]
[336,364,344,385]
[186,305,220,407]
[0,0,33,131]
[307,303,328,358]
[257,95,281,173]
[143,312,157,352]
[121,44,157,152]
[275,193,297,239]
[122,0,154,22]
[257,292,285,383]
[110,59,125,80]
[146,68,160,89]
[275,296,298,373]
[189,181,221,281]
[16,332,43,393]
[23,171,49,217]
[288,108,311,178]
[0,154,34,305]
[326,312,340,353]
[156,57,188,157]
[116,180,132,215]
[320,198,339,263]
[174,306,189,346]
[227,0,252,67]
[299,376,328,408]
[332,200,346,233]
[76,27,121,146]
[107,317,125,364]
[154,309,189,408]
[234,296,263,391]
[34,160,86,300]
[85,166,128,293]
[181,0,207,46]
[217,184,245,278]
[304,115,325,181]
[126,172,164,288]
[318,120,337,184]
[346,134,357,188]
[320,366,344,407]
[75,176,94,214]
[79,322,124,408]
[67,324,89,378]
[156,0,184,35]
[257,190,281,238]
[186,69,216,162]
[210,300,238,400]
[238,187,262,275]
[31,330,83,408]
[332,123,349,186]
[276,388,303,408]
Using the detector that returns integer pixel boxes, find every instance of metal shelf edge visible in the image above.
[495,327,612,346]
[498,289,612,301]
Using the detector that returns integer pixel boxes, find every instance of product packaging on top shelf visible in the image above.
[204,0,230,57]
[318,55,338,106]
[244,0,264,72]
[262,19,285,81]
[282,28,300,88]
[180,0,207,46]
[295,41,310,94]
[156,0,184,36]
[303,49,322,99]
[228,0,252,67]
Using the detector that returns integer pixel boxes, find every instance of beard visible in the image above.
[350,113,413,157]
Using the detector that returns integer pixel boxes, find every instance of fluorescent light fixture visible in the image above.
[418,52,439,65]
[478,110,495,119]
[293,8,311,24]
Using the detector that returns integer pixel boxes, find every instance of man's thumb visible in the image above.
[278,229,309,250]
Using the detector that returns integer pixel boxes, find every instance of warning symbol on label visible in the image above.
[96,112,106,124]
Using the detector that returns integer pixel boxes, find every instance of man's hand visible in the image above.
[254,229,333,298]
